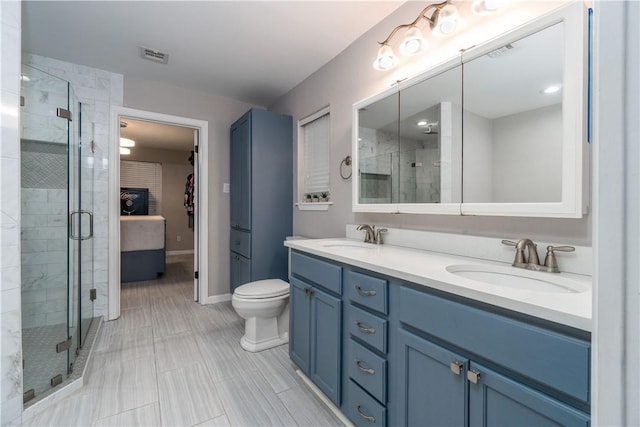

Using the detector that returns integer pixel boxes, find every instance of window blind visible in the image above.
[120,160,162,215]
[302,112,330,194]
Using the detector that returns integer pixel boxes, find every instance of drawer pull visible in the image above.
[355,404,376,423]
[355,358,375,375]
[355,285,377,297]
[450,361,463,376]
[355,321,376,334]
[467,369,481,384]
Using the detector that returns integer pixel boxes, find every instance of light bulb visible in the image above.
[120,137,136,147]
[120,147,131,155]
[542,85,562,94]
[373,44,398,71]
[399,26,427,56]
[432,4,459,36]
[472,0,501,16]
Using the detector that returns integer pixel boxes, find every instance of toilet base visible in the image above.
[240,332,289,352]
[239,316,289,352]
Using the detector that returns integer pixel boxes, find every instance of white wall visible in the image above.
[1,1,24,424]
[123,76,256,297]
[462,110,493,202]
[270,1,590,245]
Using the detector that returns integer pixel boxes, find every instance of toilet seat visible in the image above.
[234,279,289,299]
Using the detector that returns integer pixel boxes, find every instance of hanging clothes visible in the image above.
[184,173,194,228]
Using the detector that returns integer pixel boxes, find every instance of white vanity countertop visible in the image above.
[284,238,592,332]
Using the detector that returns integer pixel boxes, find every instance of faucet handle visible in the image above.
[501,240,517,247]
[375,228,387,245]
[544,245,575,272]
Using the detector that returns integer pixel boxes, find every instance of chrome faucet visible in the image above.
[356,224,375,243]
[502,239,575,273]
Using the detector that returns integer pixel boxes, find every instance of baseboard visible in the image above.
[295,369,354,427]
[166,250,195,256]
[204,293,232,304]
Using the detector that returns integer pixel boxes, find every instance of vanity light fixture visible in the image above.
[374,0,500,71]
[119,137,136,148]
[120,147,131,155]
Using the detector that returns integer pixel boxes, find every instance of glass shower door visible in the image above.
[20,65,72,400]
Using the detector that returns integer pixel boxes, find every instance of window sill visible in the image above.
[296,202,333,211]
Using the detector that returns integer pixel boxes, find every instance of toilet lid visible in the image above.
[234,279,289,299]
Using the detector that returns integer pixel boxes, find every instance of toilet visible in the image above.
[231,279,290,352]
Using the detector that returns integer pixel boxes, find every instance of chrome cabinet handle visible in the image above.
[450,361,463,376]
[355,358,375,375]
[355,321,376,334]
[355,404,376,423]
[355,285,376,297]
[467,369,481,384]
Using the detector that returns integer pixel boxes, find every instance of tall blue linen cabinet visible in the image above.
[229,108,293,292]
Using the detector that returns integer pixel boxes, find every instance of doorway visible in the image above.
[109,107,209,320]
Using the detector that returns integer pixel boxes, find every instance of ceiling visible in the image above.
[120,118,195,152]
[21,1,405,107]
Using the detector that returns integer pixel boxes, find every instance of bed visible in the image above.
[120,215,166,282]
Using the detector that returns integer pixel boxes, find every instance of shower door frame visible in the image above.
[108,107,209,320]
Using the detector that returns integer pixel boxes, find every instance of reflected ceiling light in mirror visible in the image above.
[471,0,501,16]
[120,147,131,155]
[417,120,428,126]
[542,84,562,94]
[373,1,499,71]
[119,137,136,147]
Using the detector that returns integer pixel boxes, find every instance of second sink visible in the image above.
[446,264,588,294]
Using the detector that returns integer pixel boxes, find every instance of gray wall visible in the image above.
[269,2,591,245]
[125,147,195,252]
[123,77,256,296]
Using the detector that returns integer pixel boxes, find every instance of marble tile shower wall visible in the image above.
[1,2,24,425]
[22,53,124,319]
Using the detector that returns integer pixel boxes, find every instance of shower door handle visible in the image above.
[81,210,93,240]
[69,211,81,240]
[69,210,94,240]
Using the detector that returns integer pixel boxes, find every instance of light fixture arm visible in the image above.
[377,0,450,46]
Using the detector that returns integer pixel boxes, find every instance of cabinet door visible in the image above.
[230,252,250,292]
[289,278,311,374]
[230,115,251,230]
[468,362,590,427]
[397,329,468,427]
[310,287,342,405]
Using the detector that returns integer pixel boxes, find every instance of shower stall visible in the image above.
[20,64,95,403]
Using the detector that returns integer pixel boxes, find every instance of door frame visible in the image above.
[108,106,209,320]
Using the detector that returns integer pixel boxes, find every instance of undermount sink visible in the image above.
[446,264,588,294]
[320,240,375,249]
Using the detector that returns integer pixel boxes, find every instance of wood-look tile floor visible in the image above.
[23,255,344,426]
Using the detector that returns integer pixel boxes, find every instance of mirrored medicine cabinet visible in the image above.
[352,3,589,218]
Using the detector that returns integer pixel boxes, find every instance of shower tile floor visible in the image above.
[22,324,69,396]
[22,255,345,426]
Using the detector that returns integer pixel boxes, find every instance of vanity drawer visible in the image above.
[230,228,251,258]
[349,305,387,354]
[291,251,342,295]
[347,271,388,315]
[348,339,387,404]
[347,380,386,427]
[399,285,590,404]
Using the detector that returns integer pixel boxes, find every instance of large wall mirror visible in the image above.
[352,3,588,217]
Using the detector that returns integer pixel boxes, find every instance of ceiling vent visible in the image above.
[140,47,169,64]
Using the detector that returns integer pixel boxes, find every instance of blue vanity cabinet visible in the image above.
[394,284,591,426]
[229,108,292,292]
[344,270,390,427]
[289,251,343,405]
[468,362,590,427]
